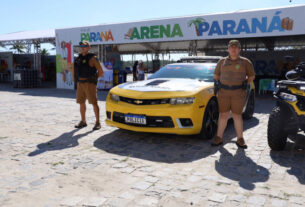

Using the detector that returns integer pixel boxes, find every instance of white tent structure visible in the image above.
[1,5,305,89]
[0,29,55,71]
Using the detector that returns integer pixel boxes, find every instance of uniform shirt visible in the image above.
[78,55,104,80]
[214,56,255,86]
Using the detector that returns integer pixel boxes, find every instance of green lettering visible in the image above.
[141,26,150,39]
[150,25,159,38]
[171,24,183,37]
[81,33,87,41]
[130,28,140,40]
[160,25,171,38]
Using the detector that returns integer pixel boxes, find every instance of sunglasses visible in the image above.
[79,42,89,48]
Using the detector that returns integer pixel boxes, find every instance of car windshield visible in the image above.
[149,64,216,82]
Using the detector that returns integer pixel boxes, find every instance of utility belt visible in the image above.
[220,82,247,90]
[77,75,97,85]
[214,80,247,95]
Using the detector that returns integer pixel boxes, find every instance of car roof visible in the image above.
[180,56,222,60]
[167,62,217,66]
[178,56,222,63]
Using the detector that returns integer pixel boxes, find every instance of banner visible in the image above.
[55,5,305,89]
[56,5,305,47]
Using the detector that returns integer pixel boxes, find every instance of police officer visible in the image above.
[74,41,104,130]
[212,40,255,148]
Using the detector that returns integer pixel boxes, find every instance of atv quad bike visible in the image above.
[267,63,305,151]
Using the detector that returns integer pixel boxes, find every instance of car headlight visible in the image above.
[170,97,195,105]
[110,94,120,102]
[279,92,297,102]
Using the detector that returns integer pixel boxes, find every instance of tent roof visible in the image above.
[0,29,55,44]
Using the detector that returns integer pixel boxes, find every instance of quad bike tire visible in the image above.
[267,106,288,151]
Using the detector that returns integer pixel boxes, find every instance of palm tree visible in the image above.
[188,18,205,36]
[41,48,49,55]
[10,42,26,54]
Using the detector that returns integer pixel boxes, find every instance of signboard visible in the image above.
[97,63,113,90]
[55,5,305,89]
[56,5,305,46]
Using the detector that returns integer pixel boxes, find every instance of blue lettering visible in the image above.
[268,12,284,32]
[96,32,102,41]
[236,19,251,34]
[223,20,236,35]
[198,22,209,36]
[208,21,222,36]
[90,32,96,42]
[252,17,267,33]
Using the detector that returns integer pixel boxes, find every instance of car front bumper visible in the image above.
[105,99,204,135]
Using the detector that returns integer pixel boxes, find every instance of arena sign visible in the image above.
[189,11,294,37]
[55,5,305,89]
[124,24,183,40]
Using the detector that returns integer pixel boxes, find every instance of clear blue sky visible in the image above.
[1,0,304,35]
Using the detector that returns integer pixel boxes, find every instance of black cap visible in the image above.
[79,40,90,47]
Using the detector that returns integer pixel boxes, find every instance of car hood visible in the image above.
[110,78,213,99]
[118,78,212,92]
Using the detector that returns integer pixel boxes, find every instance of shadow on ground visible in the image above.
[28,129,93,156]
[215,147,269,190]
[94,117,260,163]
[254,95,276,114]
[0,83,108,101]
[270,133,305,185]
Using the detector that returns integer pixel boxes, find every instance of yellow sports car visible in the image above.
[106,63,255,138]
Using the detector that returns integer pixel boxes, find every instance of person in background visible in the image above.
[132,61,138,81]
[137,60,146,81]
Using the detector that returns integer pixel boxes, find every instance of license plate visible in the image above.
[125,114,146,125]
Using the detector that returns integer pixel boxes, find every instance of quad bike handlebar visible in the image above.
[286,62,305,80]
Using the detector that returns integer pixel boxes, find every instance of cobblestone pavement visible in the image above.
[0,84,305,207]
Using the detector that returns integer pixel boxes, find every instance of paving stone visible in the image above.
[187,175,201,182]
[270,198,287,207]
[144,176,159,183]
[247,196,266,206]
[29,179,45,187]
[289,196,305,205]
[120,167,136,174]
[139,167,155,173]
[208,193,227,203]
[60,196,83,206]
[229,195,246,202]
[1,86,305,207]
[119,191,136,200]
[144,190,163,198]
[136,197,159,206]
[112,163,128,169]
[106,198,130,207]
[132,181,153,191]
[82,197,107,207]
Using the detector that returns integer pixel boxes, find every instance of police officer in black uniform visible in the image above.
[74,41,104,130]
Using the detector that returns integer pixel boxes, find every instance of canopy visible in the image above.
[0,29,55,45]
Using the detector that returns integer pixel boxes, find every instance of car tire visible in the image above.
[243,90,255,120]
[198,98,219,140]
[267,106,288,151]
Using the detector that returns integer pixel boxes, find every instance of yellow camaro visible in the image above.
[106,63,255,138]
